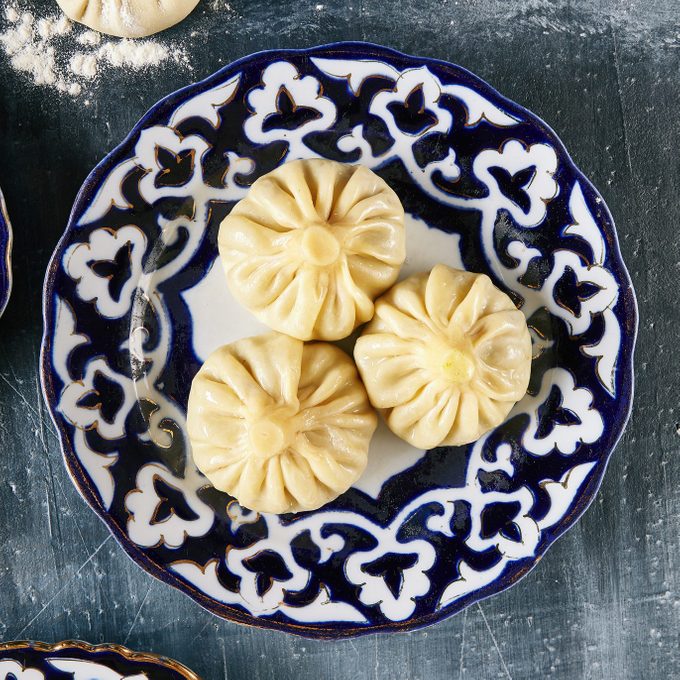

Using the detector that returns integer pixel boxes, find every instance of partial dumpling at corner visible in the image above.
[354,265,532,449]
[56,0,200,38]
[187,332,378,514]
[219,159,406,341]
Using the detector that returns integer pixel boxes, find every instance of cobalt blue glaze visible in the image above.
[40,43,637,638]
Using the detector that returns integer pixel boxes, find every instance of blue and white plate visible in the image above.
[41,43,637,638]
[0,641,198,679]
[0,185,12,317]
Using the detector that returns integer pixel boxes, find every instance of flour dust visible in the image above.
[0,4,190,98]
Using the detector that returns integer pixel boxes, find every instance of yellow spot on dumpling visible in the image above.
[441,348,475,383]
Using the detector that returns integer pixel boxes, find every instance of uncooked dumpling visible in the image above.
[187,332,377,514]
[354,265,532,449]
[219,159,406,341]
[56,0,200,38]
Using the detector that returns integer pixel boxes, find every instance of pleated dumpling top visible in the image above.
[219,159,406,341]
[354,265,532,449]
[187,332,377,514]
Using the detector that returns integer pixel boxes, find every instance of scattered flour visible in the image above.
[0,4,189,98]
[100,0,140,35]
[77,31,102,47]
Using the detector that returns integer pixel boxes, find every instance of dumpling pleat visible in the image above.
[219,159,405,340]
[230,333,302,408]
[192,414,247,449]
[226,255,298,307]
[314,269,359,340]
[187,332,376,513]
[302,394,368,426]
[308,160,350,221]
[469,310,526,344]
[219,216,291,254]
[298,354,355,409]
[373,302,437,341]
[297,431,365,478]
[189,376,246,417]
[443,390,480,446]
[264,267,326,340]
[332,166,401,222]
[387,382,458,450]
[424,265,476,330]
[208,457,249,495]
[203,354,272,414]
[340,219,406,265]
[194,443,250,476]
[238,177,308,230]
[354,335,430,408]
[449,275,495,333]
[280,451,327,510]
[475,393,514,434]
[345,254,400,299]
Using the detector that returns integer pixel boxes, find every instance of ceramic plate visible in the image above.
[41,43,637,638]
[0,640,199,679]
[0,185,12,316]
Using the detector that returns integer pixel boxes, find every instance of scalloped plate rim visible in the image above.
[39,41,638,639]
[0,639,200,678]
[0,185,13,318]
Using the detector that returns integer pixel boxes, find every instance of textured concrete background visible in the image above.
[0,0,678,678]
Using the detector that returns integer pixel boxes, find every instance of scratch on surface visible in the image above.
[123,582,154,645]
[33,356,90,551]
[611,27,634,177]
[189,617,215,645]
[45,482,53,539]
[373,633,379,680]
[359,0,366,41]
[458,607,468,680]
[35,371,49,452]
[0,371,58,441]
[221,644,229,680]
[6,359,24,387]
[626,590,675,605]
[50,464,88,550]
[39,429,89,551]
[0,372,44,430]
[348,639,359,658]
[11,535,113,639]
[477,603,512,680]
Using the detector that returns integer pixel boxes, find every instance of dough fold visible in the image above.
[354,265,532,448]
[219,159,405,341]
[188,332,377,514]
[57,0,200,38]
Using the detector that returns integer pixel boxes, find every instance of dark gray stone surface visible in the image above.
[0,1,677,678]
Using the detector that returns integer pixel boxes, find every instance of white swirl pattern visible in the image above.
[0,660,44,680]
[0,658,149,680]
[45,51,631,632]
[0,648,196,680]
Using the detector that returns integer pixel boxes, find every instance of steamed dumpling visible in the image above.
[187,332,377,514]
[354,265,532,449]
[219,159,406,341]
[56,0,200,38]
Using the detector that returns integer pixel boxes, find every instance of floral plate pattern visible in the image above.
[0,641,199,679]
[0,185,12,317]
[41,43,637,637]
